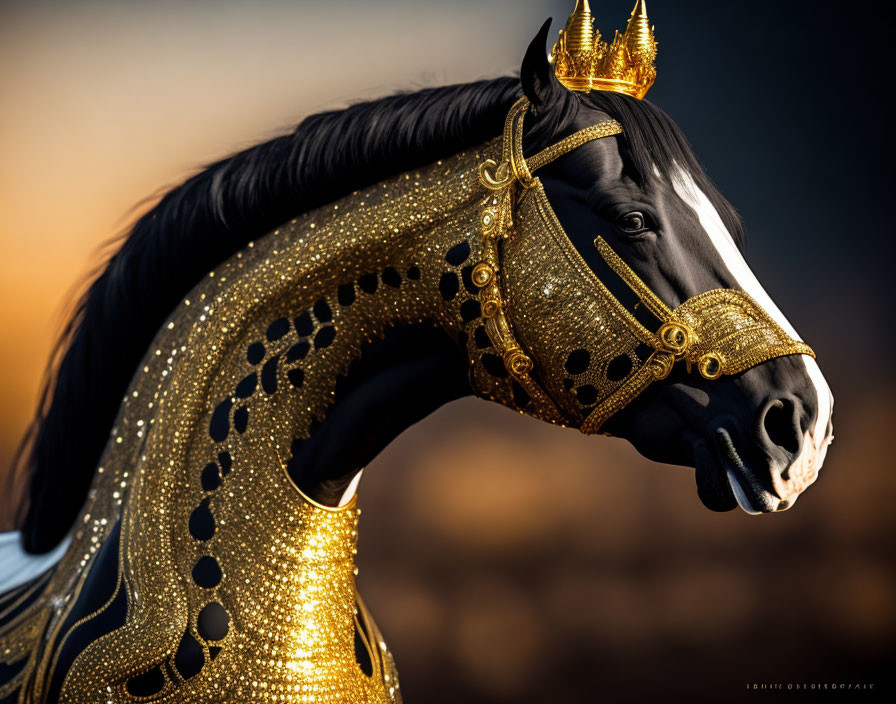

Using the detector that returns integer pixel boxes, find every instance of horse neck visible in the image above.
[49,140,496,596]
[156,143,492,506]
[274,162,489,502]
[22,141,500,696]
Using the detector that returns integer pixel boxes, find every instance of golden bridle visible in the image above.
[471,97,814,434]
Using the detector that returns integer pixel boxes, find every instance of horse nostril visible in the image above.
[760,398,802,457]
[777,499,791,511]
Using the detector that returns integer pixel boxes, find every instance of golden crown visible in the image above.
[550,0,657,99]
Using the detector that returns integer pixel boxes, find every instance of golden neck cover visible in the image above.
[473,98,814,433]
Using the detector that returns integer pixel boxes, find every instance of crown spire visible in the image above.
[564,0,596,55]
[623,0,657,62]
[550,0,658,99]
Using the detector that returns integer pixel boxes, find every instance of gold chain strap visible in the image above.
[526,121,623,176]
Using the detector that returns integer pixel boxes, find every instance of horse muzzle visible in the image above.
[715,426,829,514]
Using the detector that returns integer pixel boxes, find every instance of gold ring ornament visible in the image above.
[657,321,692,356]
[697,352,724,380]
[648,353,675,381]
[471,262,495,288]
[504,348,535,376]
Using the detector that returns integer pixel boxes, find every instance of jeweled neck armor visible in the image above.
[473,97,815,434]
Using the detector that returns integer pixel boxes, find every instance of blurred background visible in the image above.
[1,0,893,701]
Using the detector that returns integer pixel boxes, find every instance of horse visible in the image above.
[0,19,833,703]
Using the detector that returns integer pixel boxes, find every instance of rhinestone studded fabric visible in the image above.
[0,140,513,703]
[502,180,660,426]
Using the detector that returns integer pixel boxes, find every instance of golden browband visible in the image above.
[473,98,814,433]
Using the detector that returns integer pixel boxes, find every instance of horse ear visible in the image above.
[520,18,563,108]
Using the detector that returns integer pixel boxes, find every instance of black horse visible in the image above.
[0,20,832,704]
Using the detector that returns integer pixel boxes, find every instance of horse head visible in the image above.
[469,22,833,515]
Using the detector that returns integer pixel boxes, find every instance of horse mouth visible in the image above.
[714,428,781,514]
[725,468,761,515]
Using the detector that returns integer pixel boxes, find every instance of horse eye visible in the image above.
[619,212,647,233]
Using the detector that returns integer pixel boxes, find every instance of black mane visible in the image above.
[17,78,524,552]
[17,75,741,553]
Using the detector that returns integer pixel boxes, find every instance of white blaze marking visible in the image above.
[670,168,799,338]
[802,356,834,457]
[670,167,834,493]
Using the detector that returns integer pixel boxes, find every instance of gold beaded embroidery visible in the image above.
[1,141,510,704]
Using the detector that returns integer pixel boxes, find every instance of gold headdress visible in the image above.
[551,0,657,99]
